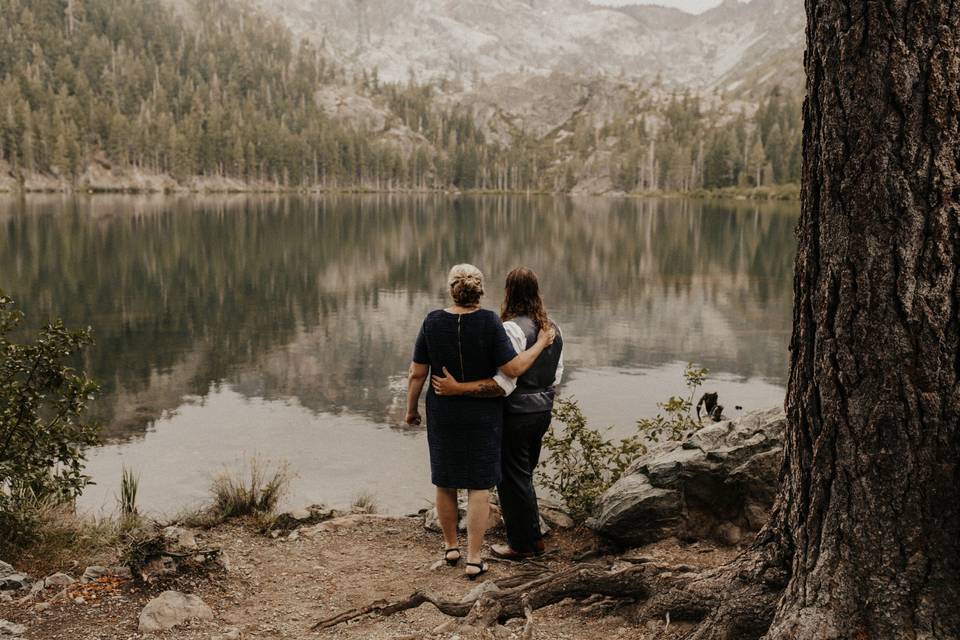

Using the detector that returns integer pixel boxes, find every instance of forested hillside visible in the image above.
[0,0,802,194]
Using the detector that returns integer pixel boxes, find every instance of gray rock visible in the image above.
[589,408,785,547]
[109,565,133,580]
[138,590,214,633]
[43,573,75,588]
[0,563,30,592]
[162,526,198,550]
[0,620,26,636]
[215,627,242,640]
[81,566,109,583]
[538,499,575,529]
[0,574,31,592]
[271,504,335,532]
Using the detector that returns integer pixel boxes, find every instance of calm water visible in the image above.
[0,194,798,515]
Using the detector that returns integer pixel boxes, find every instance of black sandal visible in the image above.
[465,561,488,580]
[444,548,462,566]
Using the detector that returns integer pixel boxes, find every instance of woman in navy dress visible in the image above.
[405,264,554,578]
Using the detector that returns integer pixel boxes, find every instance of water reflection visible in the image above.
[0,194,797,512]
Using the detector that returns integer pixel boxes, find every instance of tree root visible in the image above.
[312,538,792,639]
[312,562,695,632]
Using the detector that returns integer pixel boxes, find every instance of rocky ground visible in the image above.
[1,513,739,640]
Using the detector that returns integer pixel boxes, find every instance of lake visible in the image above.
[0,194,798,516]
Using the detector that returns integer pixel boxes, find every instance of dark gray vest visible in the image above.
[506,315,563,415]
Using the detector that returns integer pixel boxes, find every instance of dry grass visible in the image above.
[350,491,379,514]
[3,502,121,575]
[210,457,291,521]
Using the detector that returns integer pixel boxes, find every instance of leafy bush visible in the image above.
[538,398,646,521]
[539,364,710,521]
[0,293,100,547]
[636,364,708,442]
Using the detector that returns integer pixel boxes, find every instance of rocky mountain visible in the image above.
[253,0,804,90]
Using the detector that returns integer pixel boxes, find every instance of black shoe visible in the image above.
[444,548,461,566]
[465,561,488,580]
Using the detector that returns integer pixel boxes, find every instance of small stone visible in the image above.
[216,627,242,640]
[32,602,50,613]
[138,590,214,633]
[0,620,26,636]
[0,562,14,578]
[44,573,75,588]
[73,597,85,605]
[109,565,132,579]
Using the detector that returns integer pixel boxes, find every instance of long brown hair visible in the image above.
[501,267,549,330]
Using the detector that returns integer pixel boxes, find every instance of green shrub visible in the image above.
[636,363,709,442]
[539,364,710,521]
[0,293,100,548]
[538,398,646,521]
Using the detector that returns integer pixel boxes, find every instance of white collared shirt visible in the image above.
[494,320,564,396]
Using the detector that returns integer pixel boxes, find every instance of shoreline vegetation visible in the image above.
[0,170,801,201]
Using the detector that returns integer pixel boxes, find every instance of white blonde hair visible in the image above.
[447,263,485,306]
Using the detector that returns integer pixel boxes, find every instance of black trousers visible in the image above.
[497,410,552,551]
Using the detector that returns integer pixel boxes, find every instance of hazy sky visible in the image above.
[589,0,726,13]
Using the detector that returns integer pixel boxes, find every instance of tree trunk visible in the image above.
[768,1,960,637]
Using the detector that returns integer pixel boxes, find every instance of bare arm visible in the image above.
[405,362,429,425]
[498,326,556,378]
[431,367,505,398]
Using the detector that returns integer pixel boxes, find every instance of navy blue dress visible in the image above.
[413,309,518,489]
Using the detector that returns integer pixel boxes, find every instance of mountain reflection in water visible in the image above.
[0,194,797,514]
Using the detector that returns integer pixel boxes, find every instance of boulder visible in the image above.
[138,591,214,633]
[588,408,785,547]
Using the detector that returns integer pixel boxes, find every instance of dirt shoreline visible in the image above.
[2,514,739,639]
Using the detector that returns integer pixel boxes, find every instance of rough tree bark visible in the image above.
[765,0,960,637]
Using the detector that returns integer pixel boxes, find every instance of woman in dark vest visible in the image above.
[432,267,563,559]
[405,264,555,579]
